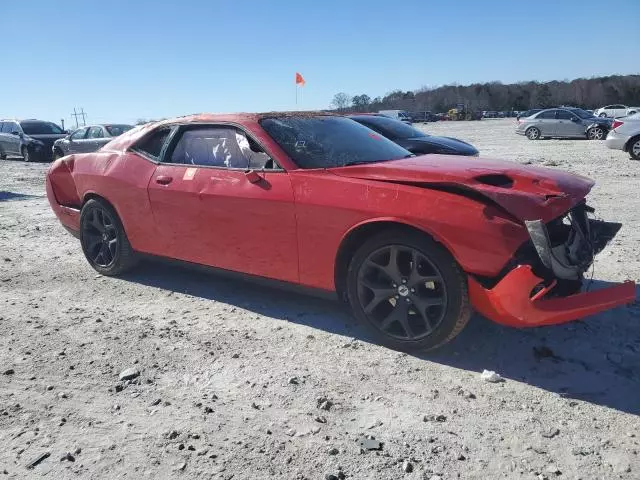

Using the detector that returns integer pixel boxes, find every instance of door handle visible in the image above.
[155,175,173,185]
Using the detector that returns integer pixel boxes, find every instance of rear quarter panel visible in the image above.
[290,170,529,291]
[64,151,162,255]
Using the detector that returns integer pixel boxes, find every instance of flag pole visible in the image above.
[295,83,298,106]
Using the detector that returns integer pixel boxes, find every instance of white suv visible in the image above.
[593,105,639,118]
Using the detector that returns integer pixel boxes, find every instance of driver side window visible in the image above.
[168,126,276,170]
[70,128,88,140]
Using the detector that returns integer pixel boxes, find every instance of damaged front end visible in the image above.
[469,202,636,327]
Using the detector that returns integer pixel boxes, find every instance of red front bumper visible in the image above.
[468,265,636,327]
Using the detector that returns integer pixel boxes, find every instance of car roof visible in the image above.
[104,111,337,152]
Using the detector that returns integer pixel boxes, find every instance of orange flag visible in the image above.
[295,72,306,87]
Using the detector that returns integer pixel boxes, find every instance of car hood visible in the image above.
[408,136,478,155]
[329,155,594,222]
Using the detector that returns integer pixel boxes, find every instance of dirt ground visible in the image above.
[1,119,639,480]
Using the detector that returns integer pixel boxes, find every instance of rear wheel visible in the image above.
[587,127,605,140]
[79,198,138,276]
[599,112,607,118]
[346,230,471,352]
[629,136,640,160]
[21,146,30,162]
[526,127,540,140]
[53,148,64,160]
[0,147,5,160]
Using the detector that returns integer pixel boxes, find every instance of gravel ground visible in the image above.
[1,119,639,479]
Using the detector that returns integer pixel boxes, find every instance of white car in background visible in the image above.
[593,104,639,118]
[605,113,640,160]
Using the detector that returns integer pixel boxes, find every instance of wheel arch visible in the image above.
[82,192,125,226]
[624,134,640,153]
[333,218,457,301]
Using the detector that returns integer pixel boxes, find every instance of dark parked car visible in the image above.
[53,124,134,159]
[410,111,438,123]
[0,119,67,161]
[350,115,479,156]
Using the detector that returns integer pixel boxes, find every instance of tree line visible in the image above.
[331,74,640,113]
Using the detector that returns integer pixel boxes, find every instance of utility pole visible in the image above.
[71,108,87,128]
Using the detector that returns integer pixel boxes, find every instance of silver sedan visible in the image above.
[605,113,640,160]
[516,108,611,140]
[53,124,133,159]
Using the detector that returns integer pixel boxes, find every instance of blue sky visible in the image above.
[2,0,638,126]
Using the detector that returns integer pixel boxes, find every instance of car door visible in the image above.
[614,105,627,118]
[65,127,89,154]
[146,124,299,283]
[5,122,23,155]
[556,110,583,137]
[535,110,558,136]
[84,126,106,152]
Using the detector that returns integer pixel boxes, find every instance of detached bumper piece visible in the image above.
[468,265,635,327]
[468,203,636,327]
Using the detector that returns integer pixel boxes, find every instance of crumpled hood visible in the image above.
[329,155,594,222]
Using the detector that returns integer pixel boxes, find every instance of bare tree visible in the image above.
[331,92,352,110]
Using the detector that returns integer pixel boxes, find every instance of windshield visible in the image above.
[354,116,427,140]
[20,121,63,135]
[105,124,133,136]
[569,108,594,119]
[260,116,412,169]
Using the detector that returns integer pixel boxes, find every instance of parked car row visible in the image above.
[0,119,133,162]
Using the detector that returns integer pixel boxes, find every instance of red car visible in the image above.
[46,113,636,351]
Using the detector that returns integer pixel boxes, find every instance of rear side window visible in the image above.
[537,110,557,119]
[87,126,105,139]
[134,127,172,160]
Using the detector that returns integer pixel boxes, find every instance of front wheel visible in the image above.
[526,127,541,140]
[79,198,138,276]
[587,127,605,140]
[346,230,471,352]
[599,113,607,118]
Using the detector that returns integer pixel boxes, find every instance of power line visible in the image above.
[71,108,87,128]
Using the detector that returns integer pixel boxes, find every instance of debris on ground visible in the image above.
[541,427,560,439]
[356,436,382,451]
[26,452,50,469]
[480,370,504,383]
[118,367,140,381]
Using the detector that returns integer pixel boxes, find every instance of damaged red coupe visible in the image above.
[46,113,636,351]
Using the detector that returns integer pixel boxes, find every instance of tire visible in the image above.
[629,136,640,161]
[53,148,64,161]
[346,230,471,352]
[21,146,30,162]
[526,127,541,140]
[628,111,637,116]
[587,127,605,140]
[599,112,607,118]
[0,147,6,160]
[79,198,138,276]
